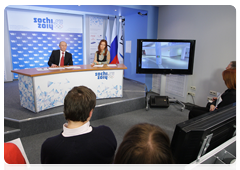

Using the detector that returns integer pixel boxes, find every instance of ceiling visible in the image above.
[7,5,149,17]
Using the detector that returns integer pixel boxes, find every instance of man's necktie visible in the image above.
[60,52,64,66]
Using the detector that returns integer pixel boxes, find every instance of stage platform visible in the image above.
[4,78,146,142]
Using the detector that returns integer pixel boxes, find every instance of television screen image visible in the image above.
[136,39,196,75]
[141,42,190,69]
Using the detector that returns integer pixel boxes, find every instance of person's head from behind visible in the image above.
[222,69,236,90]
[114,123,174,164]
[226,61,236,70]
[64,86,96,122]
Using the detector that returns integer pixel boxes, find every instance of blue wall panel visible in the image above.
[124,5,159,90]
[124,13,148,84]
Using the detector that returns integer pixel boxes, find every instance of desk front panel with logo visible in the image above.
[12,64,127,113]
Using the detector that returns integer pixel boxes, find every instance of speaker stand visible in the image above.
[169,98,185,112]
[145,85,185,112]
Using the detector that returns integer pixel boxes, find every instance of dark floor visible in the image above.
[4,78,190,164]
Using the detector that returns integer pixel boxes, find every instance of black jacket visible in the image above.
[48,50,73,66]
[209,89,236,109]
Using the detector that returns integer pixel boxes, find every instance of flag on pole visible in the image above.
[105,16,111,51]
[118,17,124,64]
[110,16,119,64]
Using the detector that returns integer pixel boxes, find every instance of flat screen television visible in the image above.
[170,103,236,164]
[136,39,196,74]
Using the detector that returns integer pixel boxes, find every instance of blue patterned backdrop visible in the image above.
[10,31,83,79]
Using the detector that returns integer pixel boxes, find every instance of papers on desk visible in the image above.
[48,67,65,70]
[36,66,81,71]
[65,66,81,69]
[93,64,117,68]
[36,64,118,71]
[36,68,49,71]
[107,64,117,67]
[93,65,104,67]
[36,67,64,71]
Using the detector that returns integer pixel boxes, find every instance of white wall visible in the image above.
[157,5,236,106]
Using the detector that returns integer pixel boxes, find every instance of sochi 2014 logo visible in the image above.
[95,71,115,80]
[33,17,63,30]
[54,19,63,29]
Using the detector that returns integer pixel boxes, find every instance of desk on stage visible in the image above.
[11,64,127,113]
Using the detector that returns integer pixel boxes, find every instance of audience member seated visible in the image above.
[41,86,117,164]
[4,143,26,164]
[114,123,174,164]
[189,69,236,119]
[226,61,236,69]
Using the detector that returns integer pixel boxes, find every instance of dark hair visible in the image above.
[64,86,96,122]
[97,39,108,56]
[231,61,236,69]
[114,123,174,164]
[222,69,236,90]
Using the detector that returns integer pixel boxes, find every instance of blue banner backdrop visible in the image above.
[10,31,83,79]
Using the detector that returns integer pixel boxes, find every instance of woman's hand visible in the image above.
[212,97,217,101]
[91,62,99,66]
[209,105,217,111]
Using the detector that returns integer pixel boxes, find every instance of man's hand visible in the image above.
[51,64,58,68]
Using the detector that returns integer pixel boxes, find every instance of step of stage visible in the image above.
[4,96,145,141]
[4,126,21,142]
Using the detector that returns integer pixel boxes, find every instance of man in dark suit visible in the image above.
[48,41,73,67]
